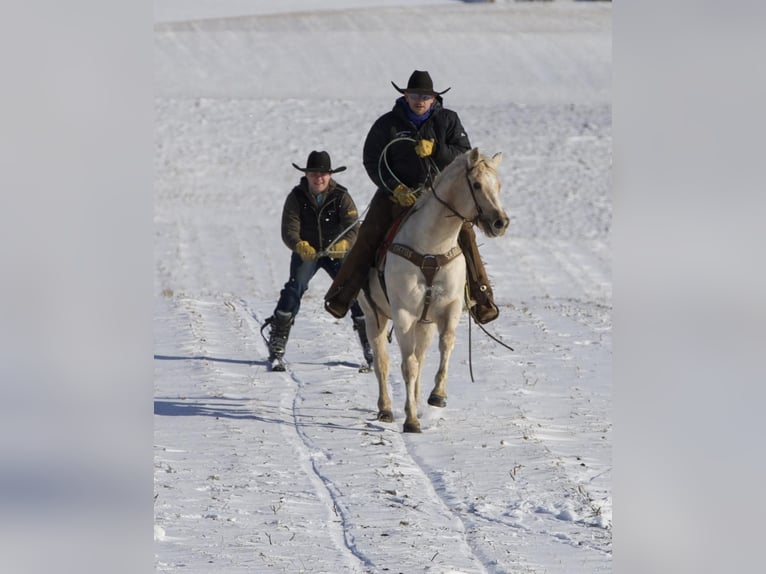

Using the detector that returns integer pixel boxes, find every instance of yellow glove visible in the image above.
[295,240,317,262]
[414,138,435,158]
[390,184,417,207]
[327,239,350,259]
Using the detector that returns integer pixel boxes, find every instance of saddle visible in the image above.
[371,210,463,324]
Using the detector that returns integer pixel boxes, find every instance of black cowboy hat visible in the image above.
[391,70,451,96]
[292,150,346,174]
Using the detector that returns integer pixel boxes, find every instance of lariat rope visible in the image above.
[380,136,482,222]
[378,136,417,194]
[318,135,426,258]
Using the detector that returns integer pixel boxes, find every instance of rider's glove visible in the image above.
[414,138,435,158]
[295,240,317,262]
[327,239,350,259]
[390,184,418,207]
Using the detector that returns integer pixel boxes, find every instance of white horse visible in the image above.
[359,148,508,433]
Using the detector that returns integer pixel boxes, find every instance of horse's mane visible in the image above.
[431,151,465,189]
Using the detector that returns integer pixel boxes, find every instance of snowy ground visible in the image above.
[153,2,611,572]
[4,2,764,574]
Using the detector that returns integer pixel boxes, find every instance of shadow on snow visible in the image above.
[154,397,384,433]
[154,353,265,366]
[154,354,364,370]
[154,398,285,424]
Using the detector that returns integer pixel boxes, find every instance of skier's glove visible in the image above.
[327,239,350,259]
[295,240,317,262]
[390,184,417,207]
[414,138,435,158]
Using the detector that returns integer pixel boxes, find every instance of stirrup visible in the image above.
[469,301,499,324]
[325,298,349,319]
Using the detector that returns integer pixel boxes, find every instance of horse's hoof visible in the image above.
[428,394,447,408]
[377,410,394,423]
[403,422,421,433]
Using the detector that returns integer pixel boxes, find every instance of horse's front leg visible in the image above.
[401,348,421,433]
[428,306,460,408]
[358,294,393,423]
[375,347,392,423]
[415,323,436,409]
[370,316,392,423]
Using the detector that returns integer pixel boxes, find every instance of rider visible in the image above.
[324,70,500,324]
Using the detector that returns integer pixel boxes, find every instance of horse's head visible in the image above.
[465,148,509,238]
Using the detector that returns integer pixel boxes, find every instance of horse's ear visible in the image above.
[489,152,503,168]
[468,148,480,163]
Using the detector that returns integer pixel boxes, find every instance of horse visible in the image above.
[358,148,509,433]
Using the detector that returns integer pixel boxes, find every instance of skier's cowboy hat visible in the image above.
[292,150,346,174]
[391,70,451,96]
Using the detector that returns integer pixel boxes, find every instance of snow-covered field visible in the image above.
[4,1,765,574]
[154,1,612,572]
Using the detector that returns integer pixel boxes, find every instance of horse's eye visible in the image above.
[472,181,482,191]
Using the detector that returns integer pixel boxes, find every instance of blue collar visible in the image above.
[399,97,434,128]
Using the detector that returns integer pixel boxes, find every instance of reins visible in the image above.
[465,290,515,383]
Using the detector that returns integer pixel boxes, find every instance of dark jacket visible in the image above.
[362,97,472,192]
[281,178,359,253]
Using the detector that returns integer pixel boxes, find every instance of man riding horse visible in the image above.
[324,70,500,324]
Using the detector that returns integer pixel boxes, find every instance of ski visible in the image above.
[359,362,372,374]
[270,357,287,372]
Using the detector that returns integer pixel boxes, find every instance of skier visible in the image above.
[262,150,373,371]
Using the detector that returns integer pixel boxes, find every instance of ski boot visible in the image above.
[262,310,294,371]
[353,316,373,372]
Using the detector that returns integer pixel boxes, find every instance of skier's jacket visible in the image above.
[281,178,359,253]
[362,96,472,193]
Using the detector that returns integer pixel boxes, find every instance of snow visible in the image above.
[3,1,765,573]
[153,1,612,572]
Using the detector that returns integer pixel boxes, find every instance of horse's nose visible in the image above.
[493,214,509,233]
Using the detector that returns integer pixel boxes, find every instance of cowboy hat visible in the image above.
[391,70,451,96]
[292,150,346,174]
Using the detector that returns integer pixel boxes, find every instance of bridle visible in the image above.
[430,166,487,225]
